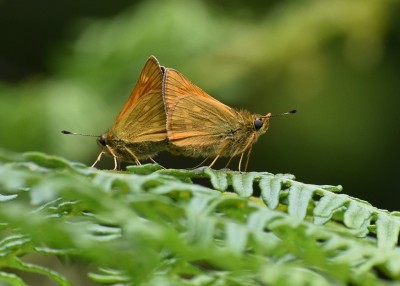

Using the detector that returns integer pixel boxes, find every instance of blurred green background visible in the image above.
[1,0,399,210]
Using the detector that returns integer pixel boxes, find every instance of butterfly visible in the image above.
[163,67,283,172]
[92,55,167,169]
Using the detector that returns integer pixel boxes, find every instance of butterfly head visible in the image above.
[97,135,107,147]
[96,133,119,158]
[253,113,271,134]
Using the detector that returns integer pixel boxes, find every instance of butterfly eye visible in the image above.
[254,119,263,130]
[99,136,107,146]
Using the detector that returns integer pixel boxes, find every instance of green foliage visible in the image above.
[0,148,399,285]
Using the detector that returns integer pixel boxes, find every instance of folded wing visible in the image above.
[111,56,166,142]
[163,68,238,147]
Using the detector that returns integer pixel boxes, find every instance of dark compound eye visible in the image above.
[99,136,107,146]
[254,119,263,130]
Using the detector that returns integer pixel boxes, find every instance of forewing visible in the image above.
[164,69,238,147]
[110,55,166,142]
[118,92,166,142]
[163,68,231,114]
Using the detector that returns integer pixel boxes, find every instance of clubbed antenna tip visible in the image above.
[61,130,100,137]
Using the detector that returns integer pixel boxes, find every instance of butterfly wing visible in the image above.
[163,68,239,147]
[110,55,166,142]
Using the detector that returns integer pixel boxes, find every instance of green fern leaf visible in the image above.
[376,213,400,250]
[259,175,282,209]
[230,172,259,197]
[313,193,348,224]
[287,182,315,221]
[204,168,229,191]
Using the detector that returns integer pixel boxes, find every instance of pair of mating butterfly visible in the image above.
[63,56,296,171]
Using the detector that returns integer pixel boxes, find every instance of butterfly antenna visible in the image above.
[262,109,297,118]
[61,130,100,137]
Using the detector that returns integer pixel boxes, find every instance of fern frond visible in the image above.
[0,150,399,285]
[153,167,400,249]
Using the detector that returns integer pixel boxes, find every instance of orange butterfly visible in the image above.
[92,55,167,169]
[163,68,295,171]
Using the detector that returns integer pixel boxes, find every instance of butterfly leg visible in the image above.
[91,151,105,168]
[208,141,230,169]
[106,145,119,170]
[148,157,166,169]
[224,156,234,169]
[238,152,245,173]
[189,157,209,170]
[124,148,141,166]
[238,134,256,172]
[244,146,253,172]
